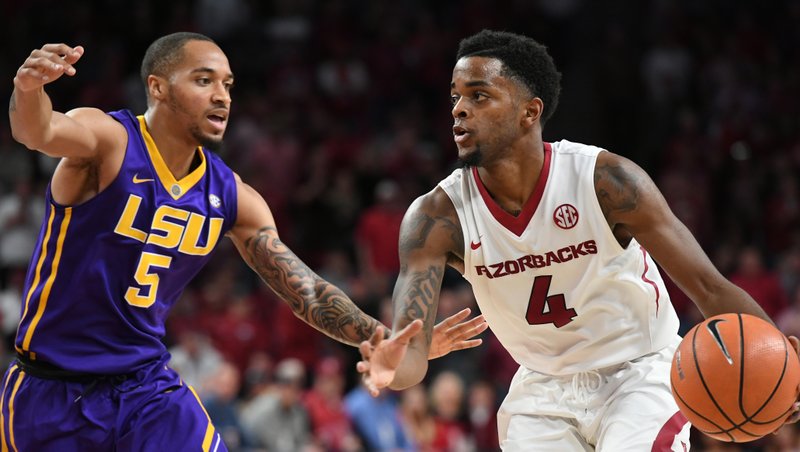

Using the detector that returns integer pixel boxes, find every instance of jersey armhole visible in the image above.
[588,150,631,254]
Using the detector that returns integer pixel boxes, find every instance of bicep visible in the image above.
[41,108,125,159]
[596,153,727,303]
[228,178,278,269]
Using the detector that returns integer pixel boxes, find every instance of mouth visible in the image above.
[453,125,471,144]
[206,109,229,132]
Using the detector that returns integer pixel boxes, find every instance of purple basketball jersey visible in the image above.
[14,109,238,374]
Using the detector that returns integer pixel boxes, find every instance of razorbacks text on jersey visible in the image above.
[439,140,680,375]
[14,110,238,374]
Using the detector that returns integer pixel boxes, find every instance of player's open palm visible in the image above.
[14,44,84,92]
[428,308,488,359]
[357,320,423,397]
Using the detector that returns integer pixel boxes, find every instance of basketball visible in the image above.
[670,313,800,442]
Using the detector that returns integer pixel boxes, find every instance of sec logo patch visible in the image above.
[553,204,578,229]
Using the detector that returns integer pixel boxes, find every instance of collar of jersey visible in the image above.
[137,115,206,200]
[471,142,552,237]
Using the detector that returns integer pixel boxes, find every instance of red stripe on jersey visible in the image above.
[640,246,661,314]
[651,411,689,451]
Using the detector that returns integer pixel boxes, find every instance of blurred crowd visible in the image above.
[2,0,800,450]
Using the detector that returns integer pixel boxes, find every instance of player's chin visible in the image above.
[457,147,483,168]
[199,133,225,152]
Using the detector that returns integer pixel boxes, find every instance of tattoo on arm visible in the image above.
[244,226,380,346]
[594,162,641,219]
[9,93,16,113]
[401,212,463,256]
[403,214,435,251]
[396,265,444,345]
[395,208,455,344]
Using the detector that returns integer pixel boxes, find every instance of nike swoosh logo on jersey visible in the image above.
[132,174,154,184]
[470,241,481,250]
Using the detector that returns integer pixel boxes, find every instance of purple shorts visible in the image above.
[0,358,226,451]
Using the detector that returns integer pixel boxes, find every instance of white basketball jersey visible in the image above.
[439,140,680,375]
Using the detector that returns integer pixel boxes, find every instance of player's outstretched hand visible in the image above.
[14,44,84,92]
[428,308,488,359]
[357,320,423,397]
[785,335,800,425]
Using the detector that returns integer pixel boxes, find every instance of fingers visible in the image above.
[449,314,488,338]
[438,308,472,328]
[15,44,83,91]
[788,336,800,355]
[453,338,483,351]
[359,340,373,361]
[356,363,381,397]
[393,319,424,344]
[370,326,385,347]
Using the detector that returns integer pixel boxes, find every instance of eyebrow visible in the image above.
[451,80,491,89]
[190,67,235,80]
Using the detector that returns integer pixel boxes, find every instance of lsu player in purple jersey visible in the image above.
[6,32,488,451]
[356,30,800,450]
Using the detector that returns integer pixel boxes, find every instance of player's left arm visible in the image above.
[228,176,379,347]
[227,176,485,353]
[593,151,772,323]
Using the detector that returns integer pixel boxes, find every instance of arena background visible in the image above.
[2,1,799,450]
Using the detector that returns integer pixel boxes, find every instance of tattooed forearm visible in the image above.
[594,162,641,219]
[245,226,381,346]
[9,93,16,113]
[396,265,444,346]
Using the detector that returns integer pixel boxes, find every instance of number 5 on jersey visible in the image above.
[125,252,172,308]
[526,275,577,328]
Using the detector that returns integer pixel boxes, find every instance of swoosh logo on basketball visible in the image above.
[706,318,734,365]
[132,174,154,184]
[470,240,481,250]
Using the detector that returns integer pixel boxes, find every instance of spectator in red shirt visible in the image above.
[355,179,406,294]
[303,357,362,452]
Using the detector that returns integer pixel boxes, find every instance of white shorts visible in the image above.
[497,339,691,451]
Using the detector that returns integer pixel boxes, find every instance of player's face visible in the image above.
[165,40,234,150]
[450,57,528,166]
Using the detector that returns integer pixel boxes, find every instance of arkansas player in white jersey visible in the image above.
[440,139,680,377]
[356,30,800,451]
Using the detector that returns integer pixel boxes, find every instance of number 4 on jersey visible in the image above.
[526,275,577,328]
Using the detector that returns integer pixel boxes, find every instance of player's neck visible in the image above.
[143,110,200,180]
[477,139,545,215]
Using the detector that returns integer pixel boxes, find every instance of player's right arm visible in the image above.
[10,43,124,160]
[358,187,467,394]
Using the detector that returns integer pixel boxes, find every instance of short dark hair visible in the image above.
[457,30,562,125]
[140,32,215,87]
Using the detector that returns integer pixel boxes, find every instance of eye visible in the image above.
[224,82,234,91]
[450,94,460,106]
[196,77,211,85]
[473,92,488,101]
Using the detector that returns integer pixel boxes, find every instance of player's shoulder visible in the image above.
[409,184,457,219]
[437,166,465,190]
[550,139,607,158]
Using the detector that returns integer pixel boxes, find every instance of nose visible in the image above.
[212,83,231,106]
[451,97,468,119]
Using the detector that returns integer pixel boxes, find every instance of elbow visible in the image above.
[10,128,45,151]
[388,356,428,390]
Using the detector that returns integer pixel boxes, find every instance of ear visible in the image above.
[522,97,543,128]
[146,74,168,101]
